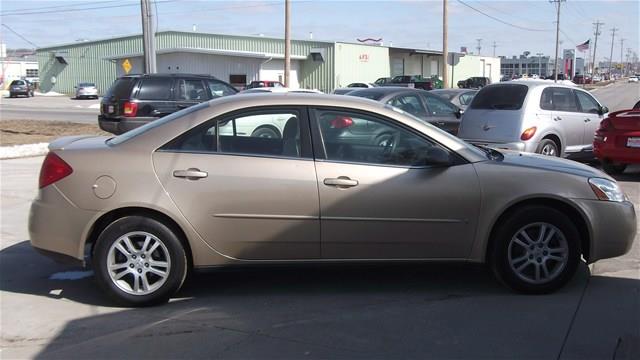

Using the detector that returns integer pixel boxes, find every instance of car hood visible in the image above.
[497,150,611,179]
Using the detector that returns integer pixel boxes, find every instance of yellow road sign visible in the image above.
[122,59,132,74]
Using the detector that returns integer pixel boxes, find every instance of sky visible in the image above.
[0,0,638,63]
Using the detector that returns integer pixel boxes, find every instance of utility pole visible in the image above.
[476,38,482,56]
[492,41,497,57]
[284,0,291,87]
[550,0,565,82]
[140,0,156,73]
[443,0,449,89]
[592,20,604,75]
[608,27,618,80]
[620,38,625,77]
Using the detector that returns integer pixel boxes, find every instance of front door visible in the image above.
[175,78,208,111]
[152,107,320,260]
[575,90,606,149]
[310,108,481,259]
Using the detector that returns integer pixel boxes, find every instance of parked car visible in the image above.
[430,89,478,110]
[98,74,238,135]
[347,87,462,134]
[374,77,392,86]
[29,93,635,306]
[332,88,356,95]
[592,75,602,82]
[75,82,99,99]
[546,74,566,81]
[628,76,639,83]
[9,79,34,98]
[245,80,284,89]
[457,77,491,89]
[347,82,376,88]
[572,75,592,85]
[458,81,609,157]
[593,107,640,174]
[382,75,434,91]
[240,87,323,94]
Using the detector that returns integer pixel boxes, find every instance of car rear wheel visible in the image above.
[490,206,580,294]
[93,216,188,306]
[536,139,559,157]
[601,162,627,175]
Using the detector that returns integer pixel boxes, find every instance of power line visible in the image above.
[456,0,552,32]
[1,0,124,15]
[0,0,175,16]
[1,23,38,48]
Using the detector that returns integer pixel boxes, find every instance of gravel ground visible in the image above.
[0,120,108,146]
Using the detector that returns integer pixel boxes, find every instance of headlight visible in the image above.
[588,178,626,202]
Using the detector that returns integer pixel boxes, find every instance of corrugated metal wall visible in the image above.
[36,31,335,94]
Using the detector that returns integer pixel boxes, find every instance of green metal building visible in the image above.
[36,31,397,94]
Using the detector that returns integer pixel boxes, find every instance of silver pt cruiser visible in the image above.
[29,93,636,306]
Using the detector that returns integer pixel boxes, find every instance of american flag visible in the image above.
[576,40,590,52]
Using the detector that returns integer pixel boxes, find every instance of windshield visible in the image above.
[107,102,210,146]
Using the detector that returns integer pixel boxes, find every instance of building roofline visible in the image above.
[103,47,309,60]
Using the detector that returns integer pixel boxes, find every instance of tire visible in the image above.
[536,139,560,157]
[93,216,188,306]
[251,126,280,139]
[602,162,627,175]
[489,206,581,294]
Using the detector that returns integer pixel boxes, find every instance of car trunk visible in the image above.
[608,111,640,131]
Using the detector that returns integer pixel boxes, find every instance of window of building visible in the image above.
[25,69,38,77]
[229,74,247,87]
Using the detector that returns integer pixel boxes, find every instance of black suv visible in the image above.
[99,74,238,134]
[457,77,490,89]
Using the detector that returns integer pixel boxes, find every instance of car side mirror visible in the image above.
[425,147,452,167]
[455,109,462,119]
[598,106,609,115]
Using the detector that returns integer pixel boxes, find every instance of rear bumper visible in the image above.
[594,137,640,164]
[574,198,636,263]
[98,115,154,135]
[29,185,100,264]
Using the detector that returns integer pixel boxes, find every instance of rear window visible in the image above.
[11,80,25,85]
[470,84,528,110]
[136,78,173,100]
[104,78,135,99]
[78,82,95,87]
[348,90,386,101]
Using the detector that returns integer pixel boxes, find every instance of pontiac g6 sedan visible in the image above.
[30,94,636,306]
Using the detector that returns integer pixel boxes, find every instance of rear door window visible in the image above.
[136,78,173,100]
[177,79,207,101]
[423,94,457,116]
[388,94,429,117]
[540,87,579,112]
[469,84,528,110]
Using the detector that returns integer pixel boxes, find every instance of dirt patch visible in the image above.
[0,120,110,146]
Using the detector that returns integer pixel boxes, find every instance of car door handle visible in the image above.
[554,116,562,121]
[173,168,208,180]
[323,177,359,188]
[584,118,591,123]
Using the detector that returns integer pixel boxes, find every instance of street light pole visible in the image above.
[608,27,618,80]
[536,53,543,77]
[140,0,156,73]
[442,0,449,89]
[592,20,604,75]
[550,0,565,83]
[284,0,291,87]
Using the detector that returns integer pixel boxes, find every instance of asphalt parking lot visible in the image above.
[0,155,638,359]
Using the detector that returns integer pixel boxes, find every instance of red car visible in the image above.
[593,101,640,174]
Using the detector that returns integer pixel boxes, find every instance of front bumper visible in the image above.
[574,198,636,263]
[29,185,100,265]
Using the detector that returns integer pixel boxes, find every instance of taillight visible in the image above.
[520,126,537,140]
[39,152,73,189]
[598,118,614,130]
[329,116,354,129]
[123,101,138,117]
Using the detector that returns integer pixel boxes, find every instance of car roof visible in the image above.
[431,89,476,94]
[487,80,577,90]
[120,73,219,79]
[346,87,431,96]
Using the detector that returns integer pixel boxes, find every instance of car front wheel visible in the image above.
[93,216,188,306]
[490,206,580,294]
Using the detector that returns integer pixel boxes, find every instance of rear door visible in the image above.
[175,78,209,111]
[133,77,175,119]
[540,87,583,152]
[152,106,320,260]
[575,90,606,148]
[387,92,431,123]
